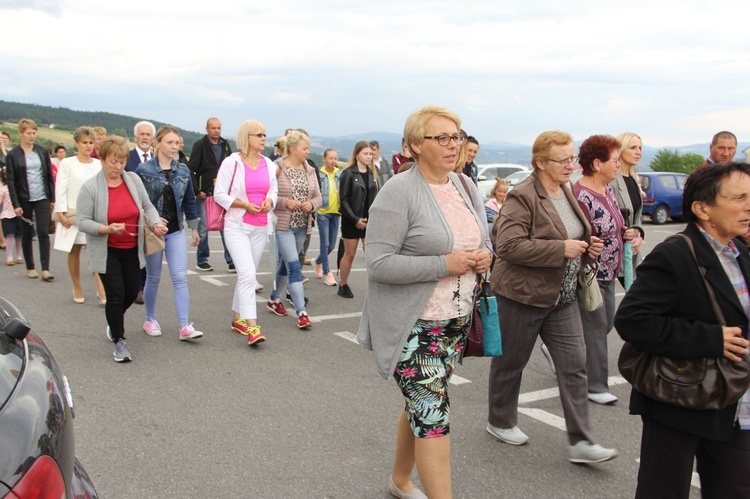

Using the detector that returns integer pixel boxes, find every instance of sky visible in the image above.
[2,0,749,148]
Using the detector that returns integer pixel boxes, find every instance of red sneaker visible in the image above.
[266,300,288,316]
[231,319,249,335]
[247,326,266,345]
[297,312,312,329]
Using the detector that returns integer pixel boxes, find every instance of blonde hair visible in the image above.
[92,126,107,136]
[615,132,642,176]
[18,118,38,134]
[491,178,509,198]
[73,126,96,143]
[99,135,129,161]
[531,130,573,169]
[403,106,461,160]
[155,125,181,144]
[236,120,264,153]
[284,130,310,157]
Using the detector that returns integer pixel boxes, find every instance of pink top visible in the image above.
[242,157,270,227]
[420,180,482,320]
[0,183,16,219]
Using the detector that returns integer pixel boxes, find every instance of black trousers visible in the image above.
[19,199,51,271]
[636,416,750,499]
[99,247,141,341]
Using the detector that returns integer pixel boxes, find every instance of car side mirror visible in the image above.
[3,318,31,341]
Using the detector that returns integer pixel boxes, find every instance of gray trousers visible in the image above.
[488,297,595,445]
[578,280,616,394]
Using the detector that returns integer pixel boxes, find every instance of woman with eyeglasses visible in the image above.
[359,106,491,498]
[77,135,167,362]
[574,135,637,406]
[486,130,619,464]
[337,141,381,299]
[214,120,277,346]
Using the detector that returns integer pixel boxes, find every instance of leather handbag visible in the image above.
[51,208,76,225]
[464,277,503,358]
[578,263,603,311]
[142,213,165,256]
[618,234,750,410]
[206,162,238,231]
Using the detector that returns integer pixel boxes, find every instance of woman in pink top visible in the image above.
[214,120,278,346]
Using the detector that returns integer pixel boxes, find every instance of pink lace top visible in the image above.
[420,180,482,320]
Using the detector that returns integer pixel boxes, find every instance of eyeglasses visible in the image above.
[423,134,466,147]
[545,156,578,166]
[249,133,267,138]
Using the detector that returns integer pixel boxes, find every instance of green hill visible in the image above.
[0,100,210,150]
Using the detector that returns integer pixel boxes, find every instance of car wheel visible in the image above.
[652,205,669,225]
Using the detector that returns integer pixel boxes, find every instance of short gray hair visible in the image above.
[133,121,156,137]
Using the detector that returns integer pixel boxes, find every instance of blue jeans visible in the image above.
[196,197,233,266]
[270,226,307,314]
[315,213,340,274]
[144,230,190,326]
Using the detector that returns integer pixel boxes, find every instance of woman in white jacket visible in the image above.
[214,120,277,346]
[54,126,106,304]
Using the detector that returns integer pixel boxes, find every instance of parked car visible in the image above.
[477,164,530,200]
[639,171,688,224]
[504,170,533,190]
[0,296,98,498]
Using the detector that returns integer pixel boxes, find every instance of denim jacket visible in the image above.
[135,158,199,230]
[318,166,342,209]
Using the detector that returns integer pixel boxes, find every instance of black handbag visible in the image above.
[618,234,750,410]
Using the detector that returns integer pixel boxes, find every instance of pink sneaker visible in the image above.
[143,319,162,337]
[179,323,203,341]
[267,300,288,316]
[247,325,266,345]
[232,318,249,335]
[324,273,337,286]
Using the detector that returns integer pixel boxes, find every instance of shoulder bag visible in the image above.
[578,262,603,311]
[618,234,750,410]
[464,275,503,358]
[206,161,238,231]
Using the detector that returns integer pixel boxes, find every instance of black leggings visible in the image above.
[19,199,51,271]
[99,246,141,341]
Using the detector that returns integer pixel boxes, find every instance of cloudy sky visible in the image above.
[2,0,748,147]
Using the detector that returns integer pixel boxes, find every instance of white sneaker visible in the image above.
[540,343,556,374]
[255,283,264,292]
[486,423,529,445]
[588,392,618,405]
[569,440,618,463]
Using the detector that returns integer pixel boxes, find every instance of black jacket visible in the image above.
[5,144,55,207]
[339,166,380,225]
[614,222,750,441]
[187,136,232,196]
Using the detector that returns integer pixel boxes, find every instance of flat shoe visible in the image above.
[27,269,38,279]
[388,475,427,499]
[41,271,55,281]
[6,261,14,266]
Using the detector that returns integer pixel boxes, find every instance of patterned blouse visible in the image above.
[286,167,309,228]
[574,182,625,282]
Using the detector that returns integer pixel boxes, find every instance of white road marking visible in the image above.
[314,312,363,322]
[518,408,567,431]
[334,331,358,343]
[450,375,472,386]
[200,277,229,286]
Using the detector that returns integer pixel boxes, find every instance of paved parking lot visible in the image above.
[1,222,700,497]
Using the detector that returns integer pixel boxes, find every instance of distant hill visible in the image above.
[0,100,208,150]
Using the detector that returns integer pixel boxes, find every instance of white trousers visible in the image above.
[223,219,268,320]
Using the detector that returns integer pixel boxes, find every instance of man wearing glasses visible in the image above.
[188,117,234,272]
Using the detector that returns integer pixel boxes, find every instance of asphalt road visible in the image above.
[1,220,699,498]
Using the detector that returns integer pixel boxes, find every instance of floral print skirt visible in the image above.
[393,314,470,438]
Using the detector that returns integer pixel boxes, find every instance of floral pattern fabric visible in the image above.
[393,315,469,438]
[573,183,625,281]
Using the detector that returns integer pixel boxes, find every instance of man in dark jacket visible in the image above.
[188,117,233,271]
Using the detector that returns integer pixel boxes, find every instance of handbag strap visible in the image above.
[667,234,727,326]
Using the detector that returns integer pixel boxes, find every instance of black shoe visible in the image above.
[196,262,214,271]
[228,263,236,273]
[135,290,144,304]
[285,292,309,306]
[337,284,354,298]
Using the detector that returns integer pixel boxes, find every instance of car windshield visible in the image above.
[505,171,531,184]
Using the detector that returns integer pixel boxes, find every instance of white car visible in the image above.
[476,164,530,200]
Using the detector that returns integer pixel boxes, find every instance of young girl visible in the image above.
[484,177,509,224]
[0,167,22,266]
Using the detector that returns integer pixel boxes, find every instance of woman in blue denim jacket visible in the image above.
[314,148,342,286]
[135,126,202,341]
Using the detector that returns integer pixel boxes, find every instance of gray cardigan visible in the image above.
[612,170,643,269]
[76,171,161,274]
[357,166,491,379]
